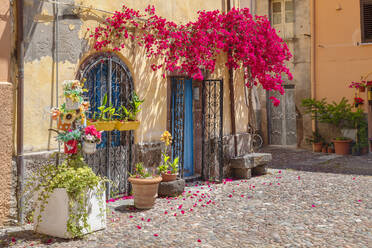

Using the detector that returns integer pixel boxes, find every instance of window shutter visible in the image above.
[361,0,372,42]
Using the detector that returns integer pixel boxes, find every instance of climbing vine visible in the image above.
[91,5,292,106]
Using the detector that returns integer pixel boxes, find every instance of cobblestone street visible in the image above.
[1,147,371,248]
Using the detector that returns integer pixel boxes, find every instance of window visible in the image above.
[361,0,372,43]
[271,0,294,39]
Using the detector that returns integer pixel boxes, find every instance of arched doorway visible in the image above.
[78,52,134,196]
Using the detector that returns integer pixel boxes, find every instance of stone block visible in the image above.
[230,153,272,169]
[232,168,252,179]
[158,179,185,197]
[252,165,267,176]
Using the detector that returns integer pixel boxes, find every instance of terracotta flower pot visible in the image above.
[327,147,334,153]
[161,173,177,182]
[312,142,322,152]
[332,139,352,155]
[128,176,162,209]
[322,145,328,153]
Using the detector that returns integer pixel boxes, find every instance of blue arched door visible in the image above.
[78,52,134,196]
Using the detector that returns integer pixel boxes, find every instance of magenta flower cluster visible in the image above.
[91,5,292,106]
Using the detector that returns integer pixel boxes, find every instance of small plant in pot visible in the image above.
[306,131,324,152]
[158,131,179,182]
[327,142,335,153]
[116,92,143,131]
[82,125,102,154]
[63,80,87,110]
[128,163,162,209]
[322,143,328,153]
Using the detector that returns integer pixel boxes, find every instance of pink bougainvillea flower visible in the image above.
[353,177,356,180]
[129,215,133,218]
[174,213,177,216]
[178,204,183,209]
[197,239,202,243]
[298,176,301,180]
[147,218,151,222]
[358,200,362,202]
[154,234,159,237]
[190,208,193,211]
[46,239,53,244]
[278,170,282,174]
[241,195,244,197]
[141,217,144,221]
[277,183,280,185]
[198,199,202,202]
[181,210,185,214]
[312,204,316,207]
[137,225,142,229]
[11,237,16,243]
[228,194,232,198]
[164,211,168,214]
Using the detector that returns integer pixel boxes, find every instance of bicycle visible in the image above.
[247,124,263,150]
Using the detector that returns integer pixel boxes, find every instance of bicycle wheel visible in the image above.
[252,134,263,149]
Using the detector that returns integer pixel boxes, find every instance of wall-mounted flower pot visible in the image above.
[116,120,140,131]
[65,97,80,110]
[332,139,352,155]
[87,120,116,131]
[83,142,97,154]
[64,140,78,154]
[128,176,162,209]
[34,187,106,239]
[312,142,322,152]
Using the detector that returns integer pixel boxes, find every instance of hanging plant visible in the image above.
[91,5,292,106]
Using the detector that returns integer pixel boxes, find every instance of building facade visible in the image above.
[2,0,258,224]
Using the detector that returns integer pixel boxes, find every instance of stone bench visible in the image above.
[229,153,272,179]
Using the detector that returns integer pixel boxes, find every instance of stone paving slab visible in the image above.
[1,166,371,248]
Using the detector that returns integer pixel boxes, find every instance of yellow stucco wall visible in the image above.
[314,0,372,111]
[23,0,250,152]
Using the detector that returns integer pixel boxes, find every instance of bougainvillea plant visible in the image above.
[91,5,292,106]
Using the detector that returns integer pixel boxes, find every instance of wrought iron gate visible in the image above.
[202,79,224,182]
[78,52,134,197]
[170,77,185,178]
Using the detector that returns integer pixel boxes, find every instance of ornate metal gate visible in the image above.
[202,79,224,182]
[78,52,134,197]
[170,77,185,178]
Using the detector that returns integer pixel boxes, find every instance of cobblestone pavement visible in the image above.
[1,147,371,248]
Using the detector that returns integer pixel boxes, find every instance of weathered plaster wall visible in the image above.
[23,0,251,152]
[0,0,14,226]
[255,0,312,147]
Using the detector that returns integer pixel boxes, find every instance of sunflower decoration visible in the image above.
[160,131,172,147]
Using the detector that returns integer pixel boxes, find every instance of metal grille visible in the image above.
[78,52,134,197]
[202,79,224,182]
[171,77,185,178]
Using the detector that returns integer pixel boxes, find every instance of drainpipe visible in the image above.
[16,0,24,223]
[227,0,238,157]
[311,0,317,132]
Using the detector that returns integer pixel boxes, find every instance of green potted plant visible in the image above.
[128,163,162,209]
[63,80,87,110]
[158,131,179,182]
[306,131,324,152]
[88,94,117,131]
[116,92,144,131]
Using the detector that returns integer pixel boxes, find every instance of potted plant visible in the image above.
[63,80,87,110]
[354,97,364,108]
[352,143,361,156]
[322,143,328,153]
[327,142,335,153]
[25,155,108,239]
[116,92,143,131]
[332,137,352,155]
[158,131,179,182]
[88,94,117,131]
[56,129,81,154]
[128,163,162,209]
[349,81,367,93]
[306,131,324,152]
[82,125,102,154]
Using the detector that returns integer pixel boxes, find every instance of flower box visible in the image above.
[87,120,116,131]
[116,120,140,131]
[34,187,106,239]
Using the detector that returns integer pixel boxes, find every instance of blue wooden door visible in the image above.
[183,79,194,177]
[171,78,194,177]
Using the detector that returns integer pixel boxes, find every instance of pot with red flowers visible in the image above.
[82,125,102,154]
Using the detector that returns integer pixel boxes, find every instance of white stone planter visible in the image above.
[65,97,80,110]
[34,187,106,239]
[83,142,97,154]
